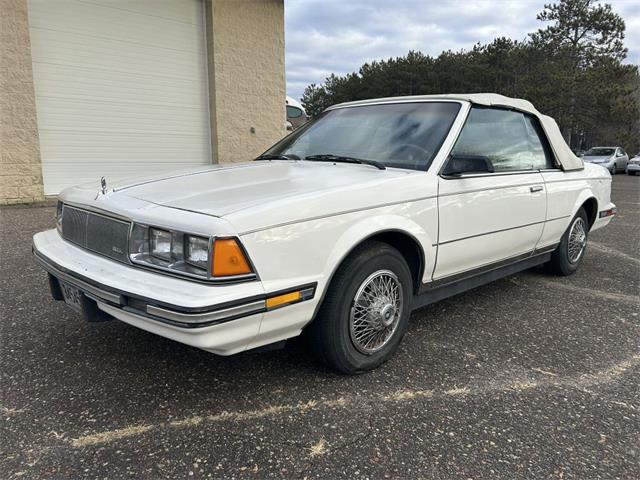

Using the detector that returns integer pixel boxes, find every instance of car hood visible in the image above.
[583,156,612,163]
[99,161,425,233]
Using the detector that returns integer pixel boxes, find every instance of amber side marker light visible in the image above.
[265,286,316,310]
[212,239,252,277]
[266,291,301,310]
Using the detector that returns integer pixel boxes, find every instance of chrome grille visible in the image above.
[61,205,130,263]
[61,205,87,246]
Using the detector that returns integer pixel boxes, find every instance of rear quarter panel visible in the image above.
[539,164,612,247]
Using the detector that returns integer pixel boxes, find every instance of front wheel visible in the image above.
[309,241,413,374]
[547,208,589,276]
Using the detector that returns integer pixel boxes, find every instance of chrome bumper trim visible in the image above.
[146,300,266,325]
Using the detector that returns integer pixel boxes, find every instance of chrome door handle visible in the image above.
[530,185,543,193]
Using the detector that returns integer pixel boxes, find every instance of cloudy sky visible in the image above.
[284,0,640,101]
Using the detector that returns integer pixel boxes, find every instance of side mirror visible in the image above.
[442,154,494,177]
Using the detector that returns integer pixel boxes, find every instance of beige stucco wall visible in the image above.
[0,0,286,204]
[0,0,44,204]
[206,0,286,163]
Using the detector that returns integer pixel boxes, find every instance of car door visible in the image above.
[617,148,629,170]
[433,107,554,282]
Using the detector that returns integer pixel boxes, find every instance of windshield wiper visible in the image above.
[305,154,386,170]
[255,153,301,161]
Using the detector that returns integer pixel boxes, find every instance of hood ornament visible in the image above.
[95,176,108,200]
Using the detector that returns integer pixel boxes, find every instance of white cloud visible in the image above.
[285,0,640,100]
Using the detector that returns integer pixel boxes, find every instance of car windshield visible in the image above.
[585,148,615,156]
[262,102,461,171]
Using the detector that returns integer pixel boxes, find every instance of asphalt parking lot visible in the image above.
[1,175,639,479]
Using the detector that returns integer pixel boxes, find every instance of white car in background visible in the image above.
[582,146,629,174]
[286,96,308,131]
[33,94,616,374]
[626,154,640,175]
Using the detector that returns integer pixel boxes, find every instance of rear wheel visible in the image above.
[309,241,413,374]
[547,208,589,276]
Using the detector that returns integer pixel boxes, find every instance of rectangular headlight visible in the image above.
[150,228,172,261]
[185,235,210,270]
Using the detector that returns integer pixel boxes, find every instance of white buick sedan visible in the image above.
[33,94,616,374]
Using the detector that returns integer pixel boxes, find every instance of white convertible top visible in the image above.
[329,93,584,171]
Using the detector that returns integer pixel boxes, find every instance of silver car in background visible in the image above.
[626,154,640,175]
[582,146,629,174]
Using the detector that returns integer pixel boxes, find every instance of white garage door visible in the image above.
[28,0,211,195]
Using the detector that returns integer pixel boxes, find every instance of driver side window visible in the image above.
[452,107,555,172]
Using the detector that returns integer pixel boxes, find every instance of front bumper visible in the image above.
[33,229,316,354]
[626,163,640,172]
[586,160,614,170]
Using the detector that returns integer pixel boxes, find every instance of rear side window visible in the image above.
[451,107,555,172]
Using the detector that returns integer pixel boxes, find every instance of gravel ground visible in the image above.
[1,174,638,479]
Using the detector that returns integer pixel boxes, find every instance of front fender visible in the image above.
[320,214,434,289]
[238,210,436,350]
[241,201,438,301]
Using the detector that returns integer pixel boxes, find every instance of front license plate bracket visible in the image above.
[55,277,113,322]
[60,280,83,312]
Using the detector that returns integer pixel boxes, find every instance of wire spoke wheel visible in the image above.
[567,217,587,263]
[349,270,404,355]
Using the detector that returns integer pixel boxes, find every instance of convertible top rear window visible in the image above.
[264,102,461,171]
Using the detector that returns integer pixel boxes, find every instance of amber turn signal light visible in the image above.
[212,239,252,277]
